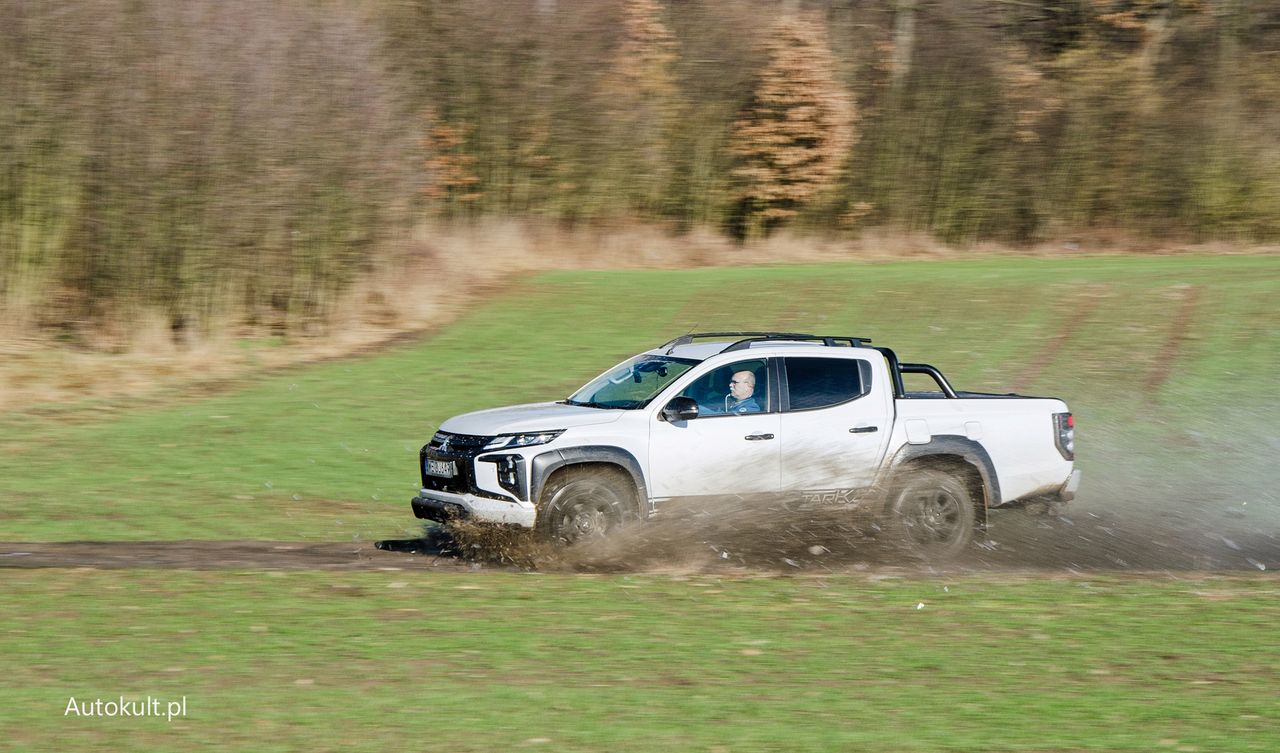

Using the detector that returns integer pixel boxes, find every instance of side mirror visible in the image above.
[661,396,699,423]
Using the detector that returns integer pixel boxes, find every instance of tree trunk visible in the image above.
[891,0,916,91]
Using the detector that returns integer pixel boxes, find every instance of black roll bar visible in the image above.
[898,362,959,398]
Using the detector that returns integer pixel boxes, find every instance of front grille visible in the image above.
[420,432,497,497]
[428,431,495,452]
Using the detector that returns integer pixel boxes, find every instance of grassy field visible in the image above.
[0,254,1275,542]
[1,254,1277,752]
[3,569,1278,753]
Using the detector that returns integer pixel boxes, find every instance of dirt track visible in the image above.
[1,507,1275,573]
[0,539,473,571]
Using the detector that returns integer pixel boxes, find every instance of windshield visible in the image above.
[566,354,699,409]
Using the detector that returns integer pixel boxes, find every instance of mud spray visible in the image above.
[426,405,1280,574]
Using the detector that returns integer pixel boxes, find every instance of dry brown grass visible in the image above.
[1,220,1276,413]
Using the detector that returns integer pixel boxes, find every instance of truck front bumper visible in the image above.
[411,489,537,528]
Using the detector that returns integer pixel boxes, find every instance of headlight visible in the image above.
[483,431,564,450]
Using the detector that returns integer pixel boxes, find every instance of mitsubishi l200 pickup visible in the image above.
[411,332,1080,559]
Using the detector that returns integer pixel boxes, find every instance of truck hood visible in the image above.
[438,401,626,436]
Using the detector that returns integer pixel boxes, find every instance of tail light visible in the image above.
[1053,412,1075,460]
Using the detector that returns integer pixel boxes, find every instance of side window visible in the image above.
[678,359,770,416]
[785,357,870,411]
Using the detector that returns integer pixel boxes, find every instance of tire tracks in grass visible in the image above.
[1012,284,1109,393]
[1143,284,1203,400]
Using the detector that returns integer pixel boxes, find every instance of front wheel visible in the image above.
[885,469,976,561]
[538,467,634,545]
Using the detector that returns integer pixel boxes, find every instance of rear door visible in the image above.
[779,355,892,496]
[647,357,781,500]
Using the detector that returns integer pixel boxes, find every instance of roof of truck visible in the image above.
[650,332,877,360]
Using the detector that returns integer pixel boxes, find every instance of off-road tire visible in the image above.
[538,466,635,545]
[885,469,976,561]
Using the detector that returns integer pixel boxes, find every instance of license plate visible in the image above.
[426,459,457,478]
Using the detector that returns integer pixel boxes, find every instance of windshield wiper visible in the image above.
[562,399,609,409]
[563,398,640,410]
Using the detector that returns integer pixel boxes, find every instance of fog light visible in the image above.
[480,454,526,500]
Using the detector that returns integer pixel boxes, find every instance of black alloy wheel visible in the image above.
[887,469,976,561]
[539,467,633,545]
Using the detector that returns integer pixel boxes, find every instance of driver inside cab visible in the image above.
[723,370,761,414]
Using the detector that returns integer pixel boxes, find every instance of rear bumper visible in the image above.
[1057,469,1082,502]
[411,489,537,528]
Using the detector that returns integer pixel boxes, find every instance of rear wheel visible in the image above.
[885,469,976,561]
[538,467,634,545]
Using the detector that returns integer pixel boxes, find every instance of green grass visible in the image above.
[0,254,1276,541]
[1,255,1277,752]
[2,569,1278,753]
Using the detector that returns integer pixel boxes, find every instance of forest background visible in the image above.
[1,0,1277,377]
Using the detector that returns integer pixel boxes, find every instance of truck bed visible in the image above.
[892,395,1074,506]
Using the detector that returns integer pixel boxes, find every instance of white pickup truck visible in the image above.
[411,333,1080,559]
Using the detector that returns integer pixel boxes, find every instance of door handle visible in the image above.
[744,433,775,441]
[849,426,879,434]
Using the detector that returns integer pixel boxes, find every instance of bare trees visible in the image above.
[385,0,1280,244]
[0,0,413,342]
[597,0,683,216]
[3,0,1279,345]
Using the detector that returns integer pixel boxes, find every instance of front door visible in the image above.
[647,358,781,502]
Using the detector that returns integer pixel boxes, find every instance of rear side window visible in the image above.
[784,358,871,411]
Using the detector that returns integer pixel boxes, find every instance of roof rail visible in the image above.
[661,332,873,355]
